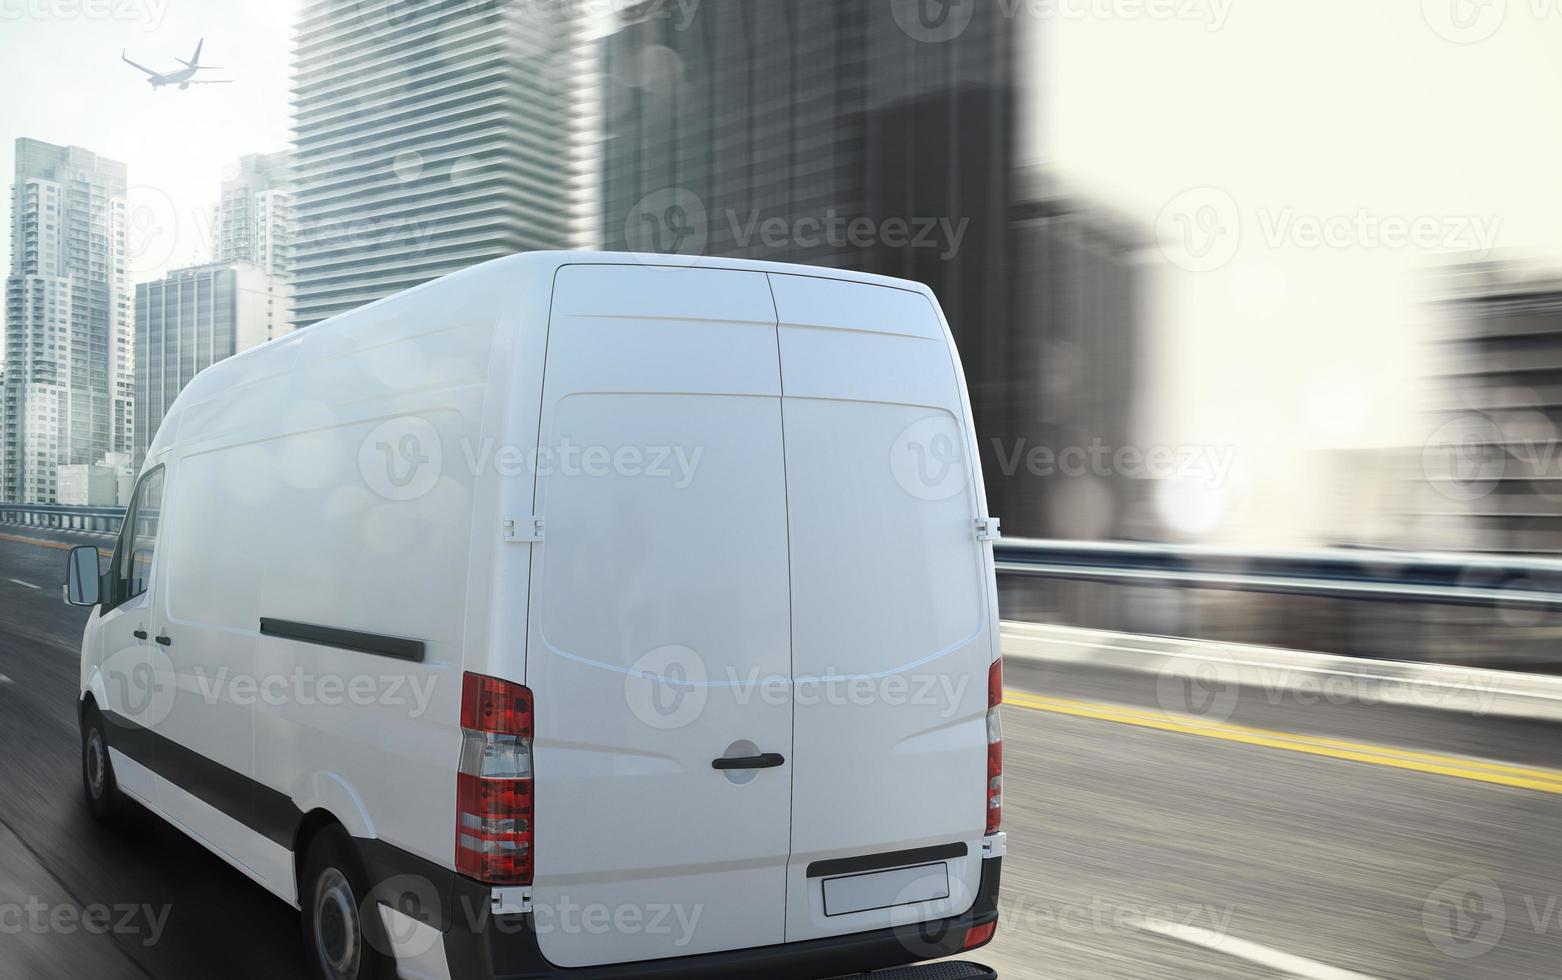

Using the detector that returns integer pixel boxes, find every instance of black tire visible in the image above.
[80,703,127,822]
[300,827,393,980]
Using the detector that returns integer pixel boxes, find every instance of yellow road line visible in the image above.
[0,532,111,556]
[1013,691,1562,780]
[1005,689,1562,795]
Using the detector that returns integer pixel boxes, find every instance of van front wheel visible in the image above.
[301,828,392,980]
[81,706,126,822]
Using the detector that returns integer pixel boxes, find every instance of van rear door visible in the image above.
[525,264,794,968]
[770,274,996,943]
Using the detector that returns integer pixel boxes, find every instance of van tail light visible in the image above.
[986,658,1003,835]
[457,673,533,885]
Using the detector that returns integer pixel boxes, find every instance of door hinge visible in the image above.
[503,516,545,543]
[491,886,533,915]
[974,517,1002,542]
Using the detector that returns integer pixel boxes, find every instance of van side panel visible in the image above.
[147,334,309,889]
[123,260,538,910]
[154,452,270,875]
[240,300,495,871]
[769,274,994,943]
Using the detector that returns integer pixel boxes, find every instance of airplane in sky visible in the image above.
[121,38,233,90]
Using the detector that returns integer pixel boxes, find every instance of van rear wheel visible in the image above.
[301,827,392,980]
[80,705,126,822]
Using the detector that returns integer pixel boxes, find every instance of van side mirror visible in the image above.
[64,546,101,607]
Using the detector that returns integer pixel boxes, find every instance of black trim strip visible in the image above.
[359,837,457,932]
[259,618,425,663]
[101,710,298,847]
[444,856,1003,979]
[807,842,969,879]
[99,708,455,927]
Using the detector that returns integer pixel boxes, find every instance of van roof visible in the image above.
[143,251,941,464]
[318,250,939,323]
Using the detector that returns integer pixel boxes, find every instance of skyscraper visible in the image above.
[132,261,284,466]
[289,0,580,327]
[2,139,131,503]
[216,151,295,344]
[600,0,1019,514]
[218,151,293,278]
[1008,173,1146,540]
[1414,265,1562,555]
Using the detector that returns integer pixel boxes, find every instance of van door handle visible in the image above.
[712,753,785,771]
[132,629,148,640]
[154,634,172,646]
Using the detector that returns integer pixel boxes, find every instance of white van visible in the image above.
[65,252,1005,980]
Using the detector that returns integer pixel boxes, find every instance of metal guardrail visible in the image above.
[994,538,1562,610]
[0,503,125,536]
[4,503,1562,611]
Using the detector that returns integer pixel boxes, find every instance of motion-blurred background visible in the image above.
[11,0,1562,664]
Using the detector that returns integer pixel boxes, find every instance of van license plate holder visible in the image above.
[821,862,950,917]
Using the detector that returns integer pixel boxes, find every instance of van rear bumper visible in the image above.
[441,857,1002,980]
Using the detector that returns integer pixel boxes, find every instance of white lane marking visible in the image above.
[0,675,10,685]
[1135,918,1383,980]
[7,578,39,590]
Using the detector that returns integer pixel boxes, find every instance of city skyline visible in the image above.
[6,2,1562,542]
[2,138,133,503]
[3,137,297,503]
[0,0,294,292]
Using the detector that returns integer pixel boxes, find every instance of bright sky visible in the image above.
[0,0,294,278]
[4,0,1562,544]
[1037,0,1562,542]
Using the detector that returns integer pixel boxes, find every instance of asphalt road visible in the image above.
[1,526,1560,979]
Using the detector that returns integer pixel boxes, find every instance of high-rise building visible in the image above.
[2,138,131,503]
[289,0,580,327]
[1008,173,1146,539]
[1415,264,1562,555]
[216,151,294,343]
[599,0,1019,514]
[218,151,292,278]
[133,261,284,465]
